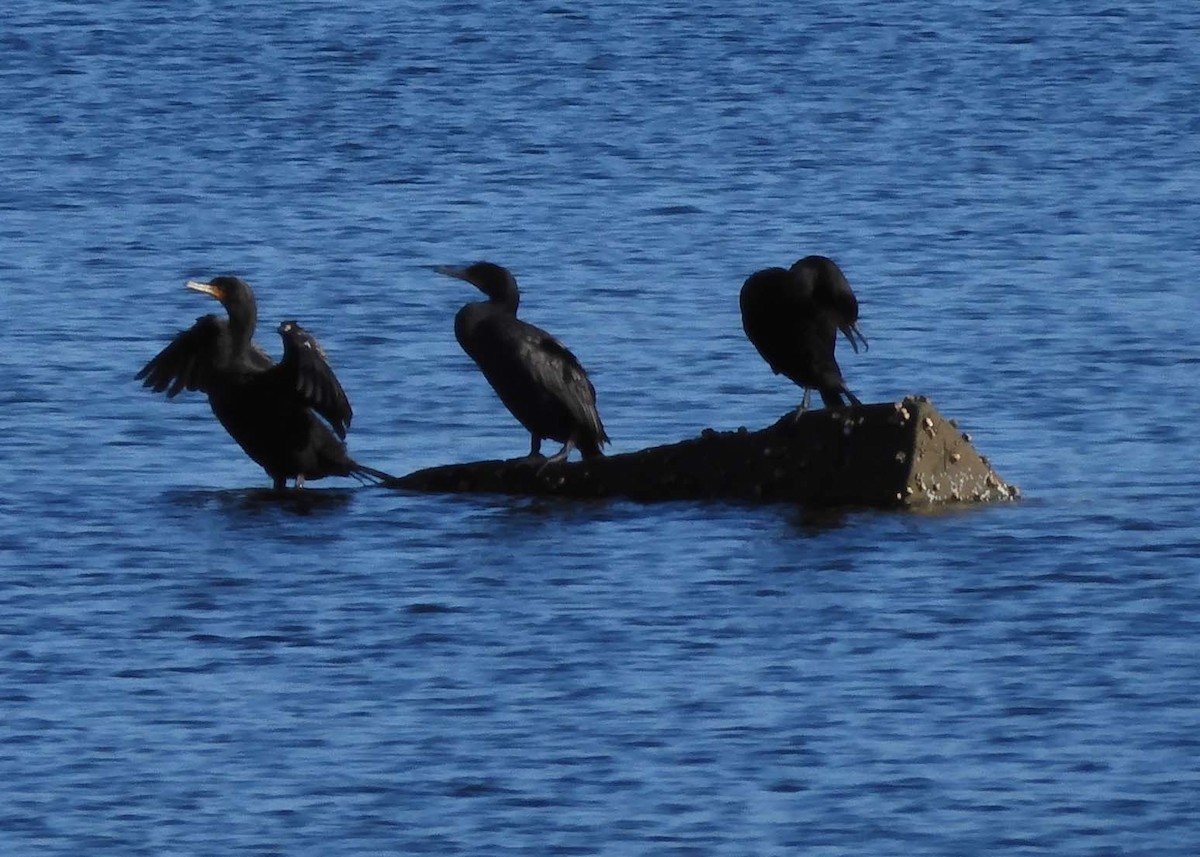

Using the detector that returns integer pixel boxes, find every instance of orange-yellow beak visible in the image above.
[186,279,224,301]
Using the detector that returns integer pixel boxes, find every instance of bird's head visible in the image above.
[186,275,255,309]
[433,261,520,312]
[790,256,868,353]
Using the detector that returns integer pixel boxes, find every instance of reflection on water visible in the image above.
[166,487,358,517]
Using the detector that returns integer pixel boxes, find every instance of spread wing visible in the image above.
[136,314,275,397]
[276,322,354,438]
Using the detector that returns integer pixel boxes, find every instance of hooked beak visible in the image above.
[430,264,472,285]
[841,323,869,353]
[186,280,224,301]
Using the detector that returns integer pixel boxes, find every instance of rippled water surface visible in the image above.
[2,1,1199,854]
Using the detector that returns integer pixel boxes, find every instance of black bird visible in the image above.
[136,276,394,489]
[433,261,609,464]
[740,255,866,413]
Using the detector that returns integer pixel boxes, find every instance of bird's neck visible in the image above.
[490,292,519,315]
[227,302,257,351]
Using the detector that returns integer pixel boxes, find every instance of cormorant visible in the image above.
[740,255,866,413]
[433,261,609,464]
[136,276,393,489]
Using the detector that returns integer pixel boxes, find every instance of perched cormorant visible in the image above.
[433,261,609,464]
[136,276,393,489]
[740,255,866,412]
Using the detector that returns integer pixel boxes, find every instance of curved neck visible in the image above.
[490,286,519,315]
[225,297,257,350]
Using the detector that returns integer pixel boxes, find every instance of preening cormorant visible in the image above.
[434,261,609,464]
[740,255,866,412]
[136,276,393,489]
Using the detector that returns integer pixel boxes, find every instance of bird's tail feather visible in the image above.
[347,460,398,486]
[578,433,608,460]
[819,386,862,409]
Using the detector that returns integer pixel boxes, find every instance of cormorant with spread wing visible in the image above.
[136,276,393,489]
[740,254,867,413]
[434,261,609,464]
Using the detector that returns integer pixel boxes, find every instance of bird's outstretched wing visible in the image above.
[276,321,354,439]
[136,315,274,397]
[137,315,230,397]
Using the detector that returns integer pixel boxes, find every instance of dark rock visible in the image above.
[392,397,1018,508]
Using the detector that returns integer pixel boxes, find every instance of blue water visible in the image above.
[2,1,1199,853]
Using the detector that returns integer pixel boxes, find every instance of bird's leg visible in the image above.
[537,438,576,474]
[791,389,812,423]
[272,476,286,491]
[515,434,547,465]
[295,474,306,489]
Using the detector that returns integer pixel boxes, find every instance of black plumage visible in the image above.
[276,319,353,440]
[740,255,866,412]
[136,276,392,489]
[434,261,609,463]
